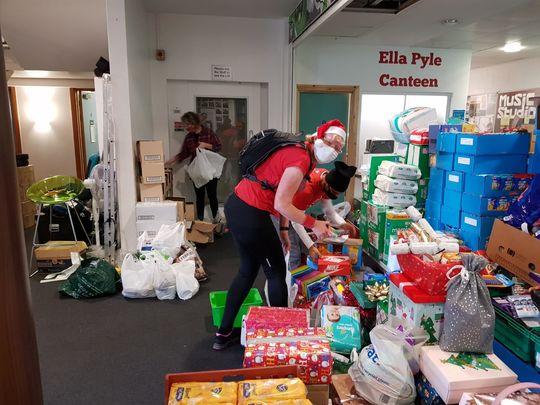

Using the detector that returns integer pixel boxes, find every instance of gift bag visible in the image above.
[439,254,495,353]
[186,148,214,188]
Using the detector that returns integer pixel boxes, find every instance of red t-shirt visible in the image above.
[292,168,328,211]
[235,145,312,216]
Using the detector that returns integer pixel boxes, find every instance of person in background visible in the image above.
[166,111,222,222]
[214,119,347,350]
[278,161,357,270]
[199,112,213,130]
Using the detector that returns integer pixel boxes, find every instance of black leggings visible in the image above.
[193,178,218,220]
[219,193,287,333]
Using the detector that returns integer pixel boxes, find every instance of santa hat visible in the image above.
[316,119,347,141]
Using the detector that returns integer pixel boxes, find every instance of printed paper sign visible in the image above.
[211,65,232,81]
[458,157,470,165]
[460,138,474,146]
[448,174,460,183]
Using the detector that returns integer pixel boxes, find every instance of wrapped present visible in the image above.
[398,253,460,295]
[244,307,310,333]
[419,346,517,404]
[246,327,326,345]
[243,339,333,384]
[295,270,331,301]
[316,255,352,277]
[376,298,388,325]
[321,306,362,354]
[389,273,445,344]
[415,372,445,405]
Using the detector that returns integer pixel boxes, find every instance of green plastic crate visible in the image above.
[531,331,540,372]
[494,308,532,363]
[209,288,263,328]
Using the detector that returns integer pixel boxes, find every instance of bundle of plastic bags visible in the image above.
[389,107,438,144]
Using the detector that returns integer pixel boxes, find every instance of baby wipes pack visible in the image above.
[375,174,418,195]
[373,188,417,208]
[378,160,422,180]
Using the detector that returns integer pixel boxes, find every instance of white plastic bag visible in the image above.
[348,323,427,405]
[121,253,156,299]
[173,260,199,300]
[186,148,215,188]
[152,222,185,258]
[264,253,297,307]
[201,148,227,179]
[151,253,177,300]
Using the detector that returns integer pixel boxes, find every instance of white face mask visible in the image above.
[314,139,339,164]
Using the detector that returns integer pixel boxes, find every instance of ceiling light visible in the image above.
[501,41,524,53]
[441,18,459,25]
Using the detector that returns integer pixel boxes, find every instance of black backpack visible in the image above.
[239,129,312,192]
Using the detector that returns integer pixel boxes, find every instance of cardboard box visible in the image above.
[427,182,443,203]
[425,198,442,221]
[330,373,371,405]
[35,241,87,260]
[184,202,196,221]
[461,230,489,252]
[16,165,35,200]
[140,162,165,184]
[460,213,495,238]
[186,228,210,244]
[137,140,164,162]
[405,144,430,178]
[428,124,462,154]
[487,219,540,286]
[428,167,445,191]
[139,182,164,202]
[464,174,532,197]
[366,200,386,230]
[419,345,517,404]
[136,201,178,222]
[441,205,461,228]
[454,154,528,175]
[461,193,516,217]
[435,152,454,171]
[436,132,458,153]
[166,197,186,221]
[359,200,368,248]
[455,132,530,155]
[528,153,540,174]
[36,258,72,271]
[445,171,464,192]
[443,189,462,210]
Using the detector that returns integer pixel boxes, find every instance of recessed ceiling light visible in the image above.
[501,41,524,53]
[441,18,459,25]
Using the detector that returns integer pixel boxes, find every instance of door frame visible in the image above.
[295,84,360,204]
[69,88,94,179]
[8,87,22,154]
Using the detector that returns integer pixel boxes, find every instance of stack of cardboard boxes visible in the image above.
[16,164,36,229]
[137,140,166,202]
[426,131,532,250]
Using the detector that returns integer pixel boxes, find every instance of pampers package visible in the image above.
[375,174,419,195]
[373,188,417,208]
[321,305,362,354]
[377,160,422,180]
[238,378,307,405]
[168,381,238,405]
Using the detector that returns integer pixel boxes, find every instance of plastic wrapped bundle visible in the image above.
[375,174,418,194]
[378,160,421,180]
[373,188,417,208]
[389,107,438,144]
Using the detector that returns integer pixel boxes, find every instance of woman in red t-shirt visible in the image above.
[166,112,222,221]
[214,120,347,350]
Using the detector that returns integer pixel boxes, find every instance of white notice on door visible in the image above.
[464,217,478,227]
[460,138,474,146]
[448,174,459,183]
[211,65,232,81]
[458,157,471,165]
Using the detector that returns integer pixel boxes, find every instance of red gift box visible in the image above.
[397,253,460,296]
[389,273,446,303]
[244,307,310,332]
[246,327,326,344]
[243,338,332,384]
[317,255,352,277]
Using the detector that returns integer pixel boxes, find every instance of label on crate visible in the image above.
[143,197,161,202]
[137,215,155,221]
[464,216,478,227]
[145,176,164,183]
[458,157,471,165]
[460,138,474,146]
[448,174,460,183]
[143,154,162,161]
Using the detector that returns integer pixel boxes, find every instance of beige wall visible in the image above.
[15,85,77,181]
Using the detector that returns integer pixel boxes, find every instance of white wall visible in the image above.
[106,0,153,253]
[469,56,540,95]
[150,14,290,160]
[15,86,77,181]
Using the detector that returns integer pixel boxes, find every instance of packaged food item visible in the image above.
[321,306,362,354]
[238,378,307,404]
[168,381,237,405]
[375,174,418,194]
[243,400,313,405]
[372,188,417,208]
[377,160,422,180]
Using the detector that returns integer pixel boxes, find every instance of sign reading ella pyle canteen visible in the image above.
[378,50,441,88]
[211,65,232,81]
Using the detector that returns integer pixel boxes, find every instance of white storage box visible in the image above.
[419,346,517,404]
[136,201,178,222]
[135,220,176,239]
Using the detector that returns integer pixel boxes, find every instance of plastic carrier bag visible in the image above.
[389,107,438,144]
[173,260,199,300]
[439,254,495,353]
[121,253,157,299]
[152,222,186,258]
[201,148,227,179]
[59,258,119,299]
[349,323,427,405]
[186,148,215,188]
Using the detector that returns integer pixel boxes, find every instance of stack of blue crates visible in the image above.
[425,131,533,251]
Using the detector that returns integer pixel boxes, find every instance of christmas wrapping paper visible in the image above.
[419,345,517,404]
[243,307,310,332]
[243,339,333,384]
[415,372,445,405]
[389,273,445,344]
[246,327,326,344]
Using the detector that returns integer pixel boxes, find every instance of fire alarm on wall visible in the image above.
[156,49,166,61]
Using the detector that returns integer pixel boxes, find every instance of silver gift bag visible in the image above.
[439,254,495,354]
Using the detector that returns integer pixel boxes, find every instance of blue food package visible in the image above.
[504,175,540,231]
[321,305,361,354]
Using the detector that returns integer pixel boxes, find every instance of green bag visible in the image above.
[59,258,119,299]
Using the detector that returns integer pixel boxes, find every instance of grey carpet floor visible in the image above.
[28,231,263,405]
